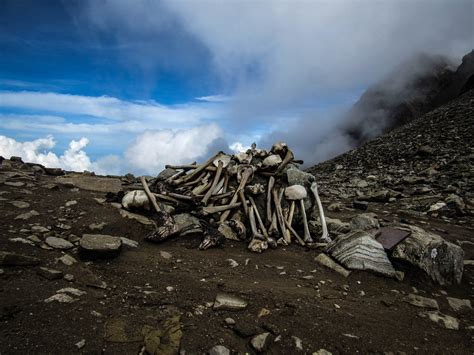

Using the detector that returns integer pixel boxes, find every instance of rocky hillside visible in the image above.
[343,50,474,145]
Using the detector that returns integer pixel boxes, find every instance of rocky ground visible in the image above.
[0,90,473,354]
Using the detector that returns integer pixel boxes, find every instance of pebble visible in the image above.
[4,181,25,187]
[44,293,77,303]
[224,317,236,325]
[15,210,40,220]
[45,237,74,250]
[313,350,332,355]
[31,225,50,234]
[251,332,270,352]
[406,294,439,309]
[64,274,75,282]
[58,254,77,266]
[89,222,106,231]
[10,201,30,209]
[65,200,77,207]
[209,345,230,355]
[213,293,248,311]
[120,237,139,248]
[9,237,35,246]
[292,336,303,351]
[226,259,239,268]
[160,251,173,259]
[79,234,122,259]
[420,311,459,330]
[37,267,63,280]
[75,339,86,349]
[166,286,175,292]
[446,297,472,312]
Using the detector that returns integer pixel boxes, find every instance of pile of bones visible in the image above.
[123,142,330,252]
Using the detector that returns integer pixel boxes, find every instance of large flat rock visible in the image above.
[56,174,122,193]
[79,234,122,259]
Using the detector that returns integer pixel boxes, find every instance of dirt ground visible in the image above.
[0,170,472,355]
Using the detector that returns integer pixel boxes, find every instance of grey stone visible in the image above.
[89,222,107,231]
[75,339,86,350]
[420,311,459,330]
[224,317,236,325]
[314,253,351,277]
[15,210,40,220]
[313,349,332,355]
[37,267,63,280]
[120,237,139,248]
[325,230,396,278]
[214,293,248,311]
[31,225,50,233]
[57,287,86,297]
[350,213,379,231]
[251,332,270,352]
[174,213,203,236]
[285,166,315,186]
[392,225,464,285]
[79,234,122,259]
[209,345,230,355]
[406,294,439,309]
[45,237,74,250]
[4,181,25,187]
[44,293,77,303]
[119,209,154,225]
[10,201,30,209]
[160,251,172,259]
[65,200,77,207]
[447,297,472,312]
[56,175,122,193]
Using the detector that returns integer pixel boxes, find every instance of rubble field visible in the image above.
[0,90,473,354]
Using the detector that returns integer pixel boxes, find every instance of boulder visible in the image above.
[79,234,122,259]
[391,225,464,285]
[325,230,396,278]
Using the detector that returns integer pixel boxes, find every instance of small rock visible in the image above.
[314,253,351,277]
[292,336,303,351]
[37,267,63,280]
[446,297,472,312]
[58,254,77,266]
[79,234,122,259]
[209,345,230,355]
[120,237,139,248]
[251,332,270,352]
[4,181,25,187]
[420,311,459,330]
[313,349,332,355]
[226,259,239,268]
[44,293,76,303]
[65,200,77,207]
[64,274,75,282]
[160,251,173,259]
[31,225,50,234]
[224,317,236,325]
[45,237,74,250]
[57,287,86,297]
[75,339,86,350]
[213,293,248,311]
[9,237,35,246]
[406,294,439,309]
[166,286,174,292]
[15,210,40,220]
[10,201,30,209]
[119,209,154,225]
[350,213,379,231]
[89,222,106,231]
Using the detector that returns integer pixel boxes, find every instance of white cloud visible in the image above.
[0,135,93,172]
[0,91,221,128]
[229,142,248,153]
[125,124,224,174]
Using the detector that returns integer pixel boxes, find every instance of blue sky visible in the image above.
[0,0,472,174]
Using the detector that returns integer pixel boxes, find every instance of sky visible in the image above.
[0,0,472,175]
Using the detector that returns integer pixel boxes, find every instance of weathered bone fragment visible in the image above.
[273,149,295,176]
[248,206,268,253]
[202,160,223,205]
[266,176,275,224]
[310,182,330,243]
[248,196,269,239]
[201,202,242,216]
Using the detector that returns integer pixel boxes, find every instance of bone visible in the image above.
[273,187,289,243]
[310,182,330,242]
[140,176,161,213]
[248,196,268,238]
[268,211,279,237]
[212,177,225,195]
[284,218,306,246]
[273,149,295,176]
[201,202,242,215]
[238,189,249,216]
[172,151,223,185]
[300,199,313,243]
[220,166,253,223]
[266,176,275,224]
[202,160,224,205]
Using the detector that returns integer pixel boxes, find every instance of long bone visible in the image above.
[266,176,275,224]
[310,182,330,242]
[272,187,289,243]
[285,185,313,243]
[202,153,231,205]
[247,205,268,253]
[220,166,254,223]
[273,149,294,176]
[248,196,268,238]
[171,151,223,186]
